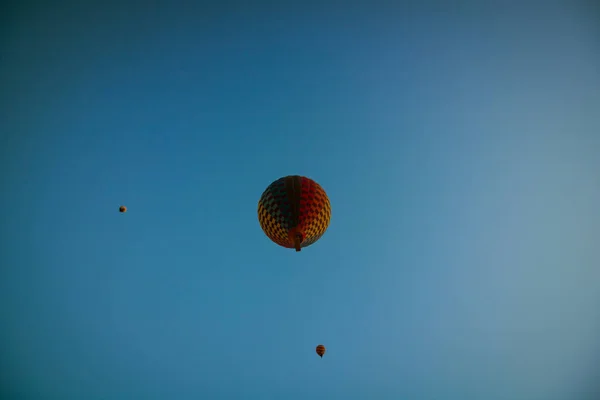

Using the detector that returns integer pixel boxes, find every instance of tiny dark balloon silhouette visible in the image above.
[316,344,326,358]
[119,205,127,213]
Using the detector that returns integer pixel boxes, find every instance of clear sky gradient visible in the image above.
[1,2,599,399]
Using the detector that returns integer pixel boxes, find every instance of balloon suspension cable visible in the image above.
[294,233,302,252]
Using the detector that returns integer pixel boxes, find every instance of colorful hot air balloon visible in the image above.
[119,205,127,213]
[316,344,326,358]
[258,175,331,252]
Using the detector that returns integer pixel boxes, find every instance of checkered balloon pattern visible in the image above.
[258,176,331,250]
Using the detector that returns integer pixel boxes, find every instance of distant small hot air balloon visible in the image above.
[119,205,127,213]
[258,175,331,252]
[316,344,326,358]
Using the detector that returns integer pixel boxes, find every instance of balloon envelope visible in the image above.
[258,176,331,252]
[316,344,326,358]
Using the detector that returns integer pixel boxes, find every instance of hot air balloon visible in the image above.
[316,344,326,358]
[119,205,127,213]
[258,175,331,252]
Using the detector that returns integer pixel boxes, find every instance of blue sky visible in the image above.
[1,2,599,399]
